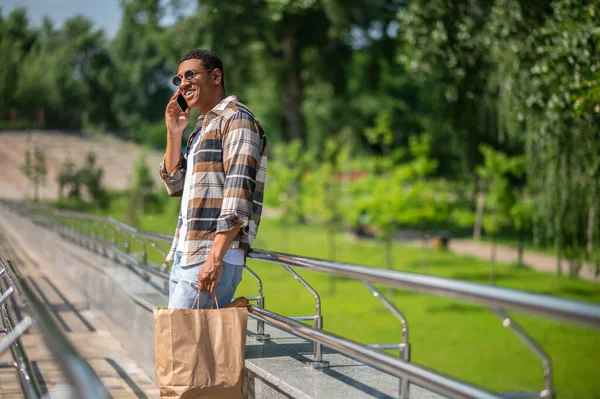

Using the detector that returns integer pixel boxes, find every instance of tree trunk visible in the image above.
[280,216,288,253]
[33,178,39,202]
[385,236,393,297]
[280,16,304,142]
[587,206,595,256]
[473,192,485,241]
[490,236,497,285]
[555,238,563,277]
[385,236,393,270]
[568,261,582,278]
[420,230,429,274]
[517,229,524,267]
[327,225,336,295]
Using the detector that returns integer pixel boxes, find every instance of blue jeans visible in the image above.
[168,251,244,309]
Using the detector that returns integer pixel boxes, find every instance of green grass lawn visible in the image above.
[98,199,600,399]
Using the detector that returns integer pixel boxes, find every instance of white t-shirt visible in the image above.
[176,131,245,265]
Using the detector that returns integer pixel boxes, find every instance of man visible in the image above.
[160,49,267,309]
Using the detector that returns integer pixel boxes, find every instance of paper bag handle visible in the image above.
[192,292,220,310]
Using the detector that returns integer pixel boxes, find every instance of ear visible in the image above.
[212,69,223,87]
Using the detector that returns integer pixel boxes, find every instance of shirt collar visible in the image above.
[198,95,238,120]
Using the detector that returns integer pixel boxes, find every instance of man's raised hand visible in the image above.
[165,90,190,136]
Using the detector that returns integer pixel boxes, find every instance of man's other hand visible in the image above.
[198,257,224,297]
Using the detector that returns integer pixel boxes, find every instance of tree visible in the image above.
[165,0,403,145]
[346,109,401,273]
[127,150,161,227]
[20,149,33,198]
[267,140,314,250]
[302,133,352,294]
[20,146,47,202]
[33,147,47,201]
[0,8,38,112]
[397,0,510,180]
[489,0,600,278]
[57,158,76,199]
[395,135,448,272]
[110,0,172,133]
[79,153,110,210]
[455,145,526,283]
[347,131,444,277]
[510,196,534,267]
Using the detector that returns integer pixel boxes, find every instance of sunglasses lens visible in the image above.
[172,76,181,86]
[184,70,195,80]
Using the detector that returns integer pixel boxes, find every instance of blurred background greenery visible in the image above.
[2,0,598,277]
[1,1,600,397]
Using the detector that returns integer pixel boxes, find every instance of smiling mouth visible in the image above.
[183,89,196,98]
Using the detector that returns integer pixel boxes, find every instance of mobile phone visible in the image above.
[176,93,188,112]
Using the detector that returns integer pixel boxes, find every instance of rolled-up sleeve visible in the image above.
[216,111,262,233]
[159,154,185,197]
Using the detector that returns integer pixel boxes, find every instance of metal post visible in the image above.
[244,265,270,341]
[0,317,32,356]
[364,281,410,399]
[281,264,329,368]
[493,308,553,399]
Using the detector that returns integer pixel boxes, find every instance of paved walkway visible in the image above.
[447,239,599,282]
[0,228,159,398]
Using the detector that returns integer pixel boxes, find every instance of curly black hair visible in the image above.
[179,49,225,90]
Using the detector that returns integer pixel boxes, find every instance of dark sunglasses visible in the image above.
[172,69,212,86]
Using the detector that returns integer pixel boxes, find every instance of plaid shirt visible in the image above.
[159,95,267,267]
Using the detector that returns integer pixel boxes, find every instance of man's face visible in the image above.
[176,59,215,109]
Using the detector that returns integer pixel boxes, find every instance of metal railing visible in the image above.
[0,254,111,399]
[0,267,39,398]
[7,202,600,399]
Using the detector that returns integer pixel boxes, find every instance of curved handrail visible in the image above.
[248,249,600,329]
[248,306,501,399]
[38,206,600,329]
[8,201,600,399]
[0,257,110,398]
[0,281,40,398]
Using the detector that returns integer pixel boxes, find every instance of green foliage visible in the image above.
[59,159,82,200]
[1,10,117,130]
[266,140,314,224]
[20,146,47,201]
[3,0,599,274]
[302,135,351,225]
[510,197,534,232]
[54,153,110,210]
[50,196,95,212]
[57,159,75,199]
[347,133,446,270]
[487,0,600,276]
[132,120,169,149]
[110,0,172,132]
[454,145,526,236]
[79,153,110,210]
[364,110,393,148]
[20,150,32,180]
[398,0,506,176]
[477,145,526,235]
[127,149,164,227]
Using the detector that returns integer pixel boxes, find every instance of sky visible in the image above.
[2,0,123,37]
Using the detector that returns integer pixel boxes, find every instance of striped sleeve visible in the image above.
[216,111,262,233]
[159,153,185,197]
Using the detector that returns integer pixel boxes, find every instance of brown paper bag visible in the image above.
[154,298,249,399]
